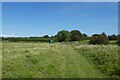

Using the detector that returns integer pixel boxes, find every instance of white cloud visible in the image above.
[0,34,16,37]
[0,34,42,37]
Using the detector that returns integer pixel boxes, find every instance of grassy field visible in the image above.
[72,43,119,78]
[2,42,118,78]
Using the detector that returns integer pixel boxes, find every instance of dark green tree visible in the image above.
[43,35,49,38]
[70,30,82,41]
[82,33,87,37]
[102,32,107,37]
[56,30,70,42]
[54,35,57,38]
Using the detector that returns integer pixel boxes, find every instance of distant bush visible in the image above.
[2,37,55,42]
[89,33,108,45]
[117,35,120,45]
[108,34,118,40]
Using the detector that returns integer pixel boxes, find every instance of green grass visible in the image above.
[79,40,117,45]
[80,40,89,44]
[109,40,117,44]
[2,42,108,78]
[73,44,119,78]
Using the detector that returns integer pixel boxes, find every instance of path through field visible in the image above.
[2,42,108,78]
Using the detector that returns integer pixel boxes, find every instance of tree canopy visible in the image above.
[43,35,49,38]
[70,30,82,41]
[56,30,71,42]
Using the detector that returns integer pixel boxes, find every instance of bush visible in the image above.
[108,34,118,40]
[118,34,120,45]
[89,34,108,45]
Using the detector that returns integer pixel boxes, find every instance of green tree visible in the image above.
[70,30,82,41]
[82,33,87,37]
[102,32,107,37]
[43,35,49,38]
[56,30,70,42]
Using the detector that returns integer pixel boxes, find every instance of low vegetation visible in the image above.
[2,37,55,42]
[2,41,119,78]
[89,33,109,45]
[73,44,119,78]
[2,42,111,78]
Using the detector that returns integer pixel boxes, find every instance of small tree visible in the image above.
[56,30,70,42]
[54,35,57,38]
[102,32,107,37]
[70,30,82,41]
[43,35,49,38]
[82,33,87,37]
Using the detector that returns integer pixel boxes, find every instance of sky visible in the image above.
[2,2,118,37]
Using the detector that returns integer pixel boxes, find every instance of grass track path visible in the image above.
[59,44,107,78]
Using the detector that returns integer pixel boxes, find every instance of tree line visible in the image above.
[56,30,119,44]
[2,29,119,45]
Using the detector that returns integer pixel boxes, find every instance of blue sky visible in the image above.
[2,2,118,37]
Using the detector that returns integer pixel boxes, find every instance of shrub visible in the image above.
[89,33,108,45]
[108,34,118,40]
[118,34,120,45]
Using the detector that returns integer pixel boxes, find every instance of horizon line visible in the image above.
[0,33,118,38]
